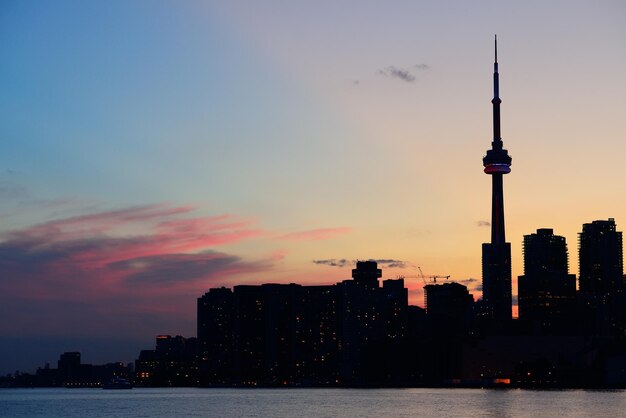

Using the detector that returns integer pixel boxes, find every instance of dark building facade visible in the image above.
[198,282,339,385]
[425,282,473,320]
[424,282,473,338]
[135,335,198,386]
[481,36,513,321]
[338,266,409,381]
[232,283,307,384]
[196,260,416,386]
[197,287,233,384]
[57,352,82,383]
[517,228,576,333]
[579,219,623,295]
[578,219,625,336]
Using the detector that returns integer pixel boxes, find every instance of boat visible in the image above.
[102,377,133,389]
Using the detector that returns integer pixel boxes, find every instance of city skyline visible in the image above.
[1,1,626,374]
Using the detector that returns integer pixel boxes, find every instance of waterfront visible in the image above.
[2,388,626,417]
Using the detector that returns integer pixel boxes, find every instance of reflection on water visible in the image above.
[1,387,626,417]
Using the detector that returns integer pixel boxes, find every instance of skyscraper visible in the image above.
[424,282,473,331]
[579,219,623,295]
[517,228,576,332]
[197,287,233,384]
[481,36,513,320]
[578,218,624,335]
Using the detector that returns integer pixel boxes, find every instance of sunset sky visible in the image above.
[1,1,625,373]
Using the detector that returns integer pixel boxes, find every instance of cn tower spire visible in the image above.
[481,35,513,321]
[492,35,502,150]
[495,34,498,63]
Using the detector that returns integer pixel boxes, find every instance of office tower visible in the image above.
[517,228,576,332]
[578,219,624,335]
[481,36,513,320]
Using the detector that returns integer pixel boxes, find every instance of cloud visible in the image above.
[313,258,351,268]
[0,204,269,339]
[415,63,430,70]
[1,207,263,268]
[0,205,262,275]
[277,227,352,241]
[312,258,408,269]
[377,66,416,83]
[476,220,491,227]
[456,278,483,293]
[371,259,408,268]
[112,252,265,285]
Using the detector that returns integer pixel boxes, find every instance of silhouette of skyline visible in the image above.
[1,2,626,375]
[3,40,626,388]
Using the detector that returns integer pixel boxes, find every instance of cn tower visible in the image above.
[481,36,512,320]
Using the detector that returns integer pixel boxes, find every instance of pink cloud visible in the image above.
[0,204,271,339]
[268,249,289,261]
[276,227,352,241]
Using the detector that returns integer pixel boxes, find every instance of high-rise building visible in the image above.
[579,219,623,294]
[517,228,576,332]
[230,283,305,384]
[578,218,624,335]
[424,282,473,322]
[197,287,233,384]
[351,260,382,289]
[382,278,408,339]
[337,261,386,382]
[481,36,513,320]
[300,285,340,383]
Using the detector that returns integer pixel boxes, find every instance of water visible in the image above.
[1,387,626,417]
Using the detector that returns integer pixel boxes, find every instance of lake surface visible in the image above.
[1,387,626,417]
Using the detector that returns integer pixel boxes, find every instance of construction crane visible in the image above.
[417,266,450,284]
[396,268,451,286]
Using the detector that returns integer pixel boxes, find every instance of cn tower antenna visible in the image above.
[495,34,498,63]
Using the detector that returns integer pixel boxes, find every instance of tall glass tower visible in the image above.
[481,36,512,320]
